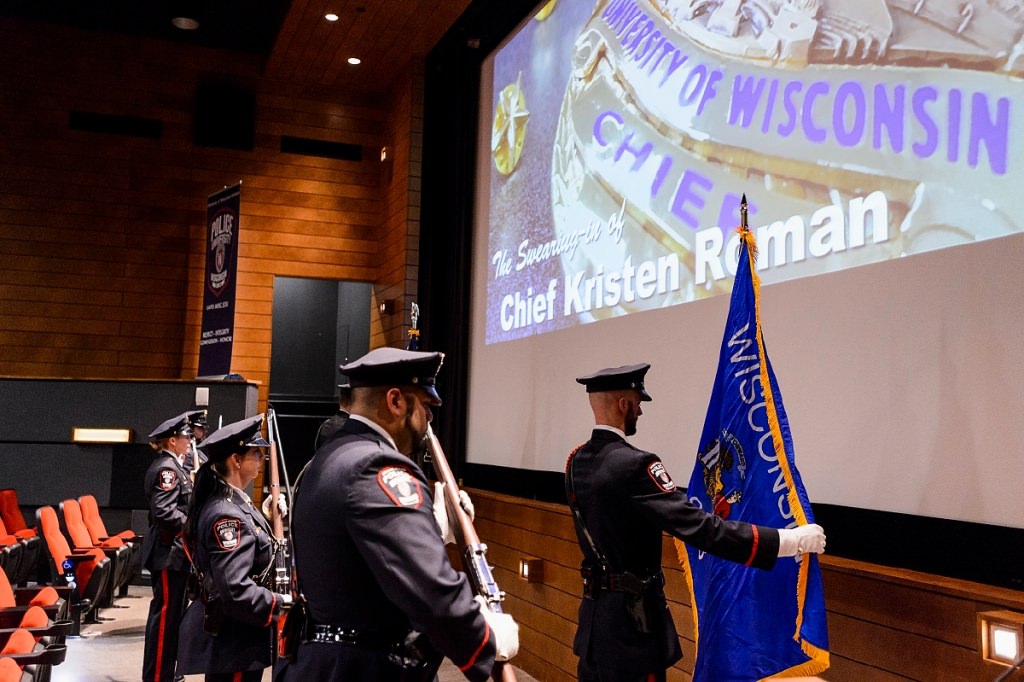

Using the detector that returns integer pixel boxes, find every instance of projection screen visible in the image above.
[466,0,1024,529]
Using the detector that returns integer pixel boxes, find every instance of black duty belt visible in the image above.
[584,569,665,595]
[309,624,405,651]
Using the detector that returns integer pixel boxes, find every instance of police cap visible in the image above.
[186,409,208,429]
[147,412,192,440]
[575,363,652,401]
[197,414,270,462]
[341,348,444,404]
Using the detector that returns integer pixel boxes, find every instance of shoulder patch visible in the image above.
[377,466,423,508]
[157,468,178,491]
[214,517,242,550]
[647,460,676,493]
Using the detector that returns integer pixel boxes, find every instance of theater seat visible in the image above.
[0,627,67,682]
[77,496,141,593]
[34,507,111,636]
[58,500,131,603]
[0,570,70,645]
[77,495,138,544]
[0,656,25,682]
[0,494,42,587]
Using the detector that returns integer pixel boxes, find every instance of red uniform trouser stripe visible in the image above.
[155,570,169,681]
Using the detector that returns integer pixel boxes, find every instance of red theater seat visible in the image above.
[0,569,70,644]
[35,507,111,636]
[59,500,131,602]
[78,495,137,545]
[0,656,24,682]
[0,627,67,680]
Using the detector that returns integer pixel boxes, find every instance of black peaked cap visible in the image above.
[576,363,652,401]
[148,412,192,440]
[340,347,444,404]
[197,414,270,462]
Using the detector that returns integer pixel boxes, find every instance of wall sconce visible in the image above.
[379,299,396,315]
[380,145,393,183]
[978,610,1024,667]
[518,557,543,583]
[72,427,133,444]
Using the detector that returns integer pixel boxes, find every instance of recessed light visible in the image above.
[325,13,339,21]
[348,57,361,65]
[171,16,200,30]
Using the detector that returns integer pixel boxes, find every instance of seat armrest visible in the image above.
[3,642,68,666]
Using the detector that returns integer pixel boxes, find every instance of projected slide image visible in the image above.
[483,0,1024,345]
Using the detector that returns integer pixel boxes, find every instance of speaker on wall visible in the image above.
[193,85,255,151]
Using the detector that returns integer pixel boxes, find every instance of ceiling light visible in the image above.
[325,13,339,21]
[171,16,200,30]
[348,57,361,65]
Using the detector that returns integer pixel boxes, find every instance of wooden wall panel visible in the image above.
[471,490,1024,682]
[0,20,394,406]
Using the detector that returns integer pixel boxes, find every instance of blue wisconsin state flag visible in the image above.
[677,227,829,680]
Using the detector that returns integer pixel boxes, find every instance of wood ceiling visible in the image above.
[0,0,476,94]
[267,0,475,91]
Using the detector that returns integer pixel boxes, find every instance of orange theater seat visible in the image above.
[78,495,136,544]
[59,499,131,602]
[0,493,41,587]
[0,568,71,644]
[0,656,23,682]
[0,626,67,679]
[35,507,111,635]
[0,492,34,538]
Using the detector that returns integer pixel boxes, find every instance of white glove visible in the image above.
[432,482,475,545]
[261,493,288,519]
[777,523,826,561]
[474,596,519,661]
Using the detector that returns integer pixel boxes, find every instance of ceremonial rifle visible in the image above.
[265,408,291,593]
[425,424,517,682]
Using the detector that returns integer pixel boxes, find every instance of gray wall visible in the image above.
[0,378,258,531]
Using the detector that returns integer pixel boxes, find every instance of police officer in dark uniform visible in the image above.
[312,383,351,450]
[142,412,194,682]
[178,414,292,682]
[274,347,518,682]
[566,364,826,682]
[184,410,209,481]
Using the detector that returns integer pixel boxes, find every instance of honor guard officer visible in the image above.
[142,412,194,682]
[184,410,209,481]
[274,347,518,682]
[566,364,826,682]
[313,383,351,450]
[178,414,292,682]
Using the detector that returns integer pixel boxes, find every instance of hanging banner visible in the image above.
[198,183,241,378]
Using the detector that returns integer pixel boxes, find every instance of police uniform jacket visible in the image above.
[177,486,282,674]
[566,428,780,676]
[278,418,497,682]
[141,451,192,572]
[312,410,348,451]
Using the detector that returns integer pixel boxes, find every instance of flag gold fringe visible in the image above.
[675,537,701,653]
[749,226,830,678]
